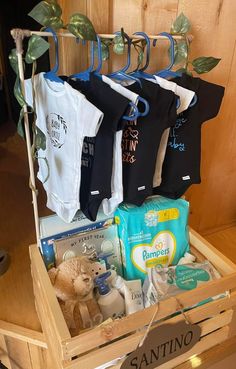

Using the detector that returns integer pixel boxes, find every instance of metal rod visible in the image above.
[11,29,41,248]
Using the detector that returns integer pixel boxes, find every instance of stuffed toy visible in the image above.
[48,256,103,336]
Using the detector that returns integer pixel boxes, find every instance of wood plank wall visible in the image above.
[57,0,236,234]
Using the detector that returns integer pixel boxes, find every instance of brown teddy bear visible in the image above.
[48,256,103,336]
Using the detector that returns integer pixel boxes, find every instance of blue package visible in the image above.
[115,196,190,282]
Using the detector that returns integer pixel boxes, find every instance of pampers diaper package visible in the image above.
[115,196,190,282]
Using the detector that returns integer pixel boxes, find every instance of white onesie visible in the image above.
[150,76,195,187]
[101,75,139,214]
[25,73,103,222]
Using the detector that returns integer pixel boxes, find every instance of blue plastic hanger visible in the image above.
[101,32,147,120]
[43,27,64,84]
[107,31,142,86]
[153,32,197,107]
[153,32,182,79]
[129,32,180,111]
[69,36,97,81]
[129,32,155,81]
[106,32,150,119]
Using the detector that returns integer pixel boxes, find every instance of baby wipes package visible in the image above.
[145,260,227,307]
[115,196,190,281]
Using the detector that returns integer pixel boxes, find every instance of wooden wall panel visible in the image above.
[87,0,111,73]
[138,0,179,72]
[55,0,236,233]
[178,0,236,232]
[58,0,88,75]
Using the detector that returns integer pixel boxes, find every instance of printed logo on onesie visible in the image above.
[168,112,188,152]
[122,123,139,164]
[46,113,67,148]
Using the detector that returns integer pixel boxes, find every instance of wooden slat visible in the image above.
[29,245,70,341]
[189,228,236,275]
[63,290,236,359]
[5,336,32,369]
[28,344,53,369]
[0,334,12,369]
[198,309,233,336]
[63,325,229,369]
[34,294,64,369]
[28,345,45,369]
[32,266,67,368]
[0,321,46,349]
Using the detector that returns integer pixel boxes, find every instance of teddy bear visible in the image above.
[48,256,103,336]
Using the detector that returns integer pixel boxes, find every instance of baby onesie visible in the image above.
[24,72,103,222]
[151,76,195,187]
[154,74,225,199]
[124,78,178,205]
[101,75,139,215]
[68,73,130,221]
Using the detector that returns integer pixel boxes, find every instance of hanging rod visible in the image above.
[11,28,190,41]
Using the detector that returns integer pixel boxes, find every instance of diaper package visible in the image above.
[115,196,190,281]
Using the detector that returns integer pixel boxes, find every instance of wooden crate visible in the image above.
[29,227,236,369]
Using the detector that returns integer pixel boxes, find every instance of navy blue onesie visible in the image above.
[154,74,225,199]
[68,74,130,221]
[123,78,178,205]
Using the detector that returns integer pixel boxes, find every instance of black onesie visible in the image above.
[123,78,178,205]
[154,74,225,199]
[68,74,130,221]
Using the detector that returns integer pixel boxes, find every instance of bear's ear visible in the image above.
[48,267,58,285]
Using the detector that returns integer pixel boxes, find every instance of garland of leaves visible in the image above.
[9,0,221,150]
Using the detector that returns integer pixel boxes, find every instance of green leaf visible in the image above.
[113,35,125,55]
[14,76,26,107]
[94,41,109,61]
[173,41,188,64]
[171,12,191,34]
[67,13,96,41]
[28,1,63,29]
[25,35,50,64]
[102,38,113,47]
[137,50,144,67]
[9,49,19,74]
[35,127,47,151]
[17,108,25,139]
[192,56,221,74]
[176,67,193,76]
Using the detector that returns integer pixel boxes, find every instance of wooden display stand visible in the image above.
[29,227,236,369]
[10,28,236,369]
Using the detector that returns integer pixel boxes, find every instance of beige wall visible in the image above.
[58,0,236,234]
